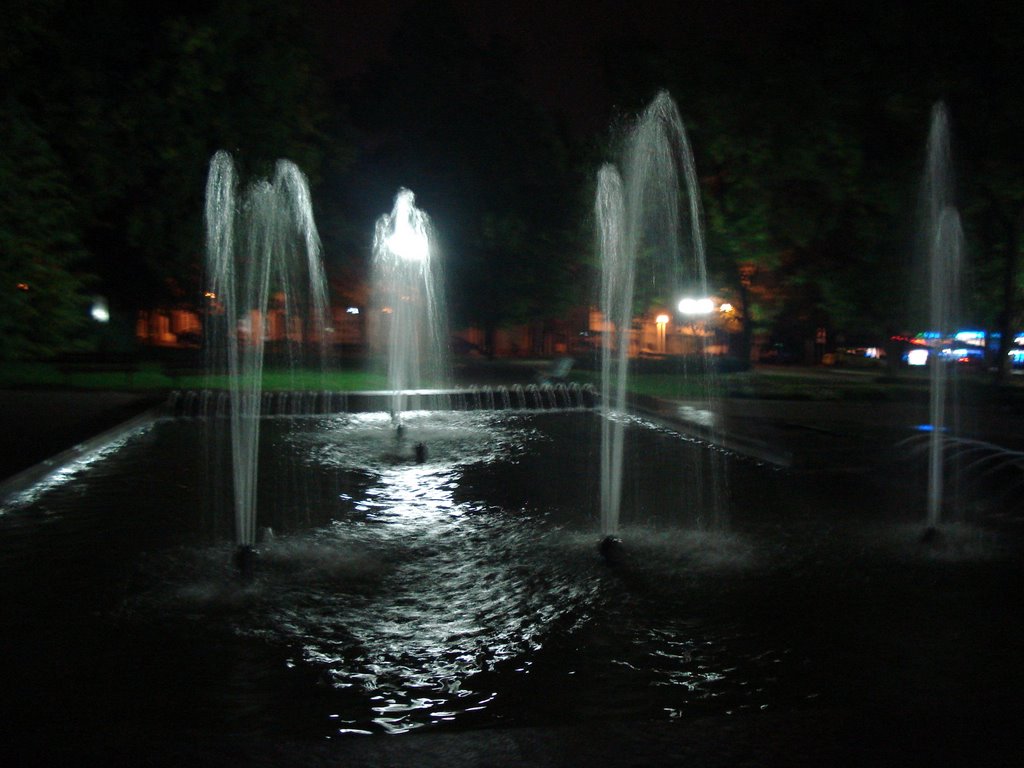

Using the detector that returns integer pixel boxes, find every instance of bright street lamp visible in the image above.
[655,313,669,353]
[90,296,110,323]
[385,190,429,262]
[678,297,714,315]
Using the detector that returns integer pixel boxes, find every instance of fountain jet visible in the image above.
[916,103,963,536]
[204,151,330,568]
[595,91,724,544]
[370,189,449,424]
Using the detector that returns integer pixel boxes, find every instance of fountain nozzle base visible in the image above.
[920,526,944,546]
[234,544,258,580]
[599,535,625,565]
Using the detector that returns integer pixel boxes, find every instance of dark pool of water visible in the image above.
[1,411,1021,763]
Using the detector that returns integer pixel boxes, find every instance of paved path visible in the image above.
[649,396,1024,470]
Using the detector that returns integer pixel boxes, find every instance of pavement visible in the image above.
[647,396,1024,471]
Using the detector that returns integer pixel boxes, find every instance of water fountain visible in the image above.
[204,150,330,569]
[595,91,722,549]
[3,100,1023,768]
[370,188,449,424]
[5,396,1020,760]
[917,103,963,539]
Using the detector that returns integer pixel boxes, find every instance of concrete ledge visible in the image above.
[0,405,164,507]
[630,394,794,468]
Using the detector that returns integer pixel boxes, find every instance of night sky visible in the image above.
[311,0,823,132]
[308,0,1006,133]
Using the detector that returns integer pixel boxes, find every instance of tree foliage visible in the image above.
[6,0,1024,364]
[598,3,1024,354]
[0,103,90,358]
[1,0,345,358]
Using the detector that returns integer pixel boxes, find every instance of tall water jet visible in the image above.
[204,151,330,561]
[595,91,722,541]
[596,166,629,540]
[917,103,963,535]
[370,189,449,422]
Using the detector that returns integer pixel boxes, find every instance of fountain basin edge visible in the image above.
[0,405,164,507]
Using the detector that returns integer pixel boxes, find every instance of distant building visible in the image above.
[136,298,745,360]
[135,298,367,352]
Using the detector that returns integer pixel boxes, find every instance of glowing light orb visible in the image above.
[90,297,110,323]
[678,297,714,315]
[907,349,929,366]
[385,191,429,262]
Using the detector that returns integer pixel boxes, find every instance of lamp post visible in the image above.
[655,313,669,353]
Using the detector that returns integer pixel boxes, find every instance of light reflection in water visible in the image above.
[256,411,598,732]
[33,411,815,736]
[0,427,151,513]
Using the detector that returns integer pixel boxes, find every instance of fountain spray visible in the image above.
[204,151,329,576]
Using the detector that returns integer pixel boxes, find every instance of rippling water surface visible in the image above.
[1,410,1022,746]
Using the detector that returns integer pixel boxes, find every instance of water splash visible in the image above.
[204,151,330,547]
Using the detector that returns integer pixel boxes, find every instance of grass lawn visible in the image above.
[4,358,1021,407]
[0,361,388,392]
[571,369,721,399]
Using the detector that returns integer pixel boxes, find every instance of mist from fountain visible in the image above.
[595,91,722,538]
[370,189,449,422]
[918,103,963,533]
[204,151,330,550]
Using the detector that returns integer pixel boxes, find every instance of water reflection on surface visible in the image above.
[1,411,1021,743]
[195,411,606,733]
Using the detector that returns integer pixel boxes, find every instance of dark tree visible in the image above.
[0,103,90,358]
[597,3,1024,362]
[3,0,345,347]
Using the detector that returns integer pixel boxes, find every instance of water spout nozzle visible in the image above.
[234,544,258,581]
[919,526,944,546]
[599,535,625,565]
